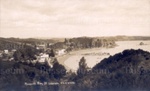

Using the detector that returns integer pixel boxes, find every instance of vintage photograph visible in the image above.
[0,0,150,91]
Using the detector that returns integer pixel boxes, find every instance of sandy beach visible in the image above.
[57,48,106,71]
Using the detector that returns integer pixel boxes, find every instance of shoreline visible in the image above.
[56,47,107,71]
[56,41,150,71]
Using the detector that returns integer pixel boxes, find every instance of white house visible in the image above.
[36,53,50,63]
[11,49,16,52]
[4,50,9,54]
[57,49,66,56]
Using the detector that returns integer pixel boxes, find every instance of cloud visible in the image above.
[0,0,150,38]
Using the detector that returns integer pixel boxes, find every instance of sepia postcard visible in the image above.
[0,0,150,91]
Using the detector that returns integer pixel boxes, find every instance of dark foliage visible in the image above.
[0,59,66,91]
[48,49,55,57]
[73,49,150,91]
[52,62,66,79]
[13,46,37,61]
[77,57,88,78]
[1,49,150,91]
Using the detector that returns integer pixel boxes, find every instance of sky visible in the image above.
[0,0,150,38]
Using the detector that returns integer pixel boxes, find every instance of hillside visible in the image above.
[0,37,64,50]
[72,49,150,91]
[50,37,116,49]
[0,60,66,91]
[1,36,150,50]
[0,49,150,91]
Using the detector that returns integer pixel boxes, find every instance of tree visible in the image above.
[49,49,55,57]
[25,46,36,60]
[13,50,22,61]
[64,38,68,44]
[52,60,66,79]
[13,46,37,62]
[77,57,88,78]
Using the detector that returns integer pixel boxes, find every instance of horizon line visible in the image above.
[1,35,150,39]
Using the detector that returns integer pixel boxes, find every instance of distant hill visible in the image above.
[0,37,116,50]
[50,37,116,49]
[0,37,64,50]
[1,36,150,51]
[0,37,64,44]
[96,35,150,41]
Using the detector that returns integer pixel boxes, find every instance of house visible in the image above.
[11,49,16,52]
[36,44,46,50]
[4,50,9,54]
[9,57,14,61]
[33,53,54,67]
[35,42,48,50]
[56,49,66,56]
[37,53,50,63]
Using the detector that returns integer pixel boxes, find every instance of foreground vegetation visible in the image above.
[0,49,150,91]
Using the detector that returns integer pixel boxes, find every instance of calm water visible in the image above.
[64,41,150,71]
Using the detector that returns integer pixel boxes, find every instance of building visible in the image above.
[36,53,50,63]
[4,50,9,54]
[56,49,66,56]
